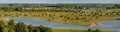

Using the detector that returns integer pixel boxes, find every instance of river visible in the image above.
[5,18,120,32]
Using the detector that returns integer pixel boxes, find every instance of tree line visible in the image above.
[0,20,52,32]
[0,4,120,12]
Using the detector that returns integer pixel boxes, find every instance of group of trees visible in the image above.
[1,4,120,12]
[87,29,101,32]
[0,20,52,32]
[0,6,23,12]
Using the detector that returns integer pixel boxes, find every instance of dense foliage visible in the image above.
[87,29,101,32]
[0,20,52,32]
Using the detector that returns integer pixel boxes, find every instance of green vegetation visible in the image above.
[0,12,119,26]
[0,19,52,32]
[0,4,120,12]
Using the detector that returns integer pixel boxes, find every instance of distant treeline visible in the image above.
[0,4,120,12]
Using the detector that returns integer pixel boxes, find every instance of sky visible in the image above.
[0,0,120,4]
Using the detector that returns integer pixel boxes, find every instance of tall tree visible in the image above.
[14,22,28,32]
[8,19,16,26]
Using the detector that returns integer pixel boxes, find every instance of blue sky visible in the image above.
[0,0,120,4]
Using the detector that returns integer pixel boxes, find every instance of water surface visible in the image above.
[6,18,120,32]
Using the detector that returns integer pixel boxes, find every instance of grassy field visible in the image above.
[0,11,119,26]
[52,29,86,32]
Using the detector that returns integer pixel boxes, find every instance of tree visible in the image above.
[28,25,34,32]
[0,26,8,32]
[33,27,40,32]
[8,19,16,26]
[0,26,3,32]
[14,22,28,32]
[14,6,23,12]
[39,25,52,32]
[8,29,14,32]
[0,20,5,26]
[87,28,93,32]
